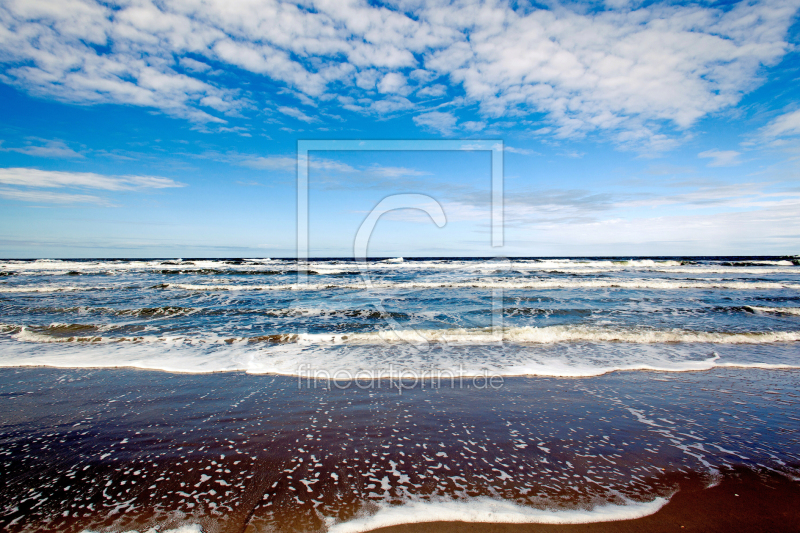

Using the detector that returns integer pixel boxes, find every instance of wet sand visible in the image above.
[366,468,800,533]
[1,367,798,533]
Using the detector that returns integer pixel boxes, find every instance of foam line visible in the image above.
[327,496,670,533]
[3,324,799,345]
[1,336,797,377]
[156,279,800,291]
[81,526,201,533]
[298,326,800,345]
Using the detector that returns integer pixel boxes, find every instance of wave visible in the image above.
[0,322,147,342]
[298,326,800,345]
[714,362,800,369]
[75,496,667,533]
[149,268,313,276]
[17,303,793,321]
[152,279,800,292]
[3,323,798,346]
[3,257,796,275]
[11,305,409,321]
[1,335,797,377]
[116,306,197,318]
[0,285,95,293]
[327,496,669,533]
[505,307,592,317]
[744,306,800,316]
[721,260,797,267]
[261,308,405,319]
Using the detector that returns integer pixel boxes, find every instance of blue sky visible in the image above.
[1,0,799,258]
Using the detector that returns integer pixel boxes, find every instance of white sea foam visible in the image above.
[2,257,795,276]
[328,496,669,533]
[0,285,98,293]
[297,326,800,345]
[715,362,800,369]
[157,279,800,292]
[81,525,201,533]
[1,329,797,377]
[4,323,798,346]
[4,277,798,293]
[745,306,800,316]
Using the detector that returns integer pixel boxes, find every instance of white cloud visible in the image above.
[504,146,537,155]
[369,96,414,114]
[236,155,298,171]
[430,0,796,147]
[355,70,380,89]
[461,121,485,132]
[0,139,83,158]
[365,165,429,178]
[377,72,409,95]
[0,168,185,190]
[503,200,800,255]
[698,149,742,167]
[277,106,319,123]
[0,187,111,206]
[758,109,800,140]
[413,111,457,134]
[416,83,447,98]
[231,154,355,173]
[222,152,431,183]
[409,69,436,83]
[179,57,212,73]
[0,0,796,145]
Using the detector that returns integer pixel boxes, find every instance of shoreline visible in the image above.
[0,361,799,378]
[354,469,800,533]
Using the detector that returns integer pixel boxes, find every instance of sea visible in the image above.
[0,256,798,532]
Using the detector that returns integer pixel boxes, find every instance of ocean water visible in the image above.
[1,256,799,376]
[0,257,798,532]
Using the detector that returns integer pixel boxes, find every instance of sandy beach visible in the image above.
[1,366,797,533]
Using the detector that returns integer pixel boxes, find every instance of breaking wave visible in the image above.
[744,306,800,316]
[3,323,798,346]
[151,279,800,291]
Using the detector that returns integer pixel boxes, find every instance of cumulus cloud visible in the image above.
[461,121,485,132]
[698,150,742,167]
[413,111,457,134]
[377,72,409,95]
[0,0,796,145]
[416,83,447,98]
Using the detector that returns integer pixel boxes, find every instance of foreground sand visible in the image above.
[364,469,800,533]
[2,368,798,533]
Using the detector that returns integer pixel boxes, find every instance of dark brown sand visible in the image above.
[364,469,800,533]
[2,368,798,533]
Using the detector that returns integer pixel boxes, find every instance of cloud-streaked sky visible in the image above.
[1,0,799,257]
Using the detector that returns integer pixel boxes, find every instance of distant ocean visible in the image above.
[1,257,798,532]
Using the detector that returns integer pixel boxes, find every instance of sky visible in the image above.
[1,0,800,258]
